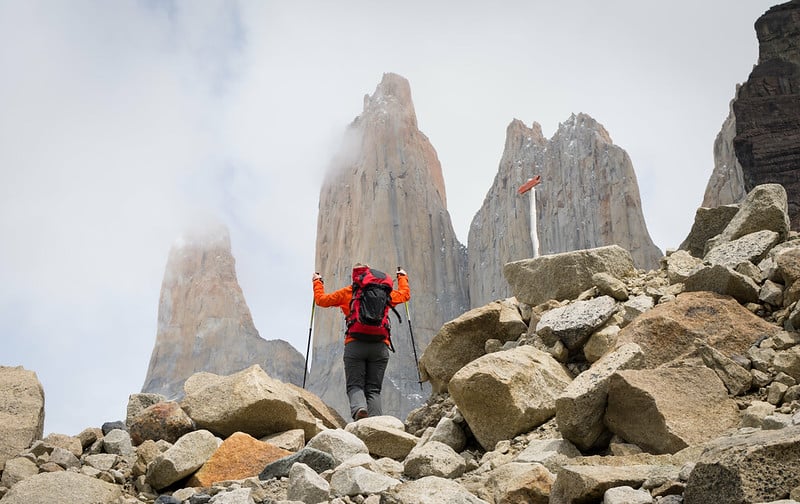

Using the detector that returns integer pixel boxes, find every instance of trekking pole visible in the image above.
[303,298,316,389]
[398,267,423,390]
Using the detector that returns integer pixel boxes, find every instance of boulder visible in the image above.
[0,366,44,471]
[128,401,195,446]
[305,428,369,466]
[0,456,38,488]
[683,264,761,303]
[381,475,489,504]
[287,462,330,504]
[426,415,467,453]
[187,432,291,487]
[696,341,753,395]
[261,429,305,452]
[344,415,419,460]
[180,365,330,441]
[664,250,704,284]
[684,425,800,504]
[703,229,781,268]
[403,440,466,479]
[483,462,554,504]
[504,245,635,307]
[679,205,740,258]
[329,465,400,497]
[592,272,629,301]
[556,343,645,451]
[145,429,221,490]
[706,184,790,252]
[258,447,335,480]
[448,345,572,450]
[0,471,122,504]
[418,299,527,392]
[550,464,678,504]
[102,429,134,457]
[536,295,618,351]
[615,291,781,368]
[125,392,166,427]
[605,367,740,454]
[776,245,800,285]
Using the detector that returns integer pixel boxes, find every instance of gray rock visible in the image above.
[0,471,122,504]
[258,447,335,480]
[403,440,465,479]
[287,462,329,504]
[550,464,678,504]
[427,416,467,453]
[706,184,790,253]
[419,299,527,393]
[483,462,553,504]
[683,264,761,303]
[0,366,44,472]
[49,446,80,469]
[344,416,418,460]
[126,393,167,427]
[679,205,740,258]
[504,245,635,307]
[381,475,489,504]
[556,343,644,451]
[696,341,753,396]
[449,345,572,450]
[181,365,341,441]
[329,466,400,497]
[704,229,780,268]
[621,295,655,325]
[146,430,221,490]
[592,272,629,301]
[606,367,740,454]
[208,488,254,504]
[583,325,621,362]
[0,456,38,488]
[760,279,785,306]
[103,429,135,457]
[685,425,800,504]
[664,249,704,284]
[603,485,653,504]
[306,429,369,466]
[536,295,618,351]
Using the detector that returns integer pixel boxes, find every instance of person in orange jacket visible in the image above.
[312,263,410,421]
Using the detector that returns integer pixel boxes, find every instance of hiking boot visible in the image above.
[354,408,368,420]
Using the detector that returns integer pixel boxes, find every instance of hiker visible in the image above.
[312,263,410,420]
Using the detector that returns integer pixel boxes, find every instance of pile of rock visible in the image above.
[4,183,800,503]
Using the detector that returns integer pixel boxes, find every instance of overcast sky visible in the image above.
[0,1,777,436]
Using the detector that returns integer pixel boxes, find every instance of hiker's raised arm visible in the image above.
[391,273,410,304]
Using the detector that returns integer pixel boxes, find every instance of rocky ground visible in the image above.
[3,184,800,504]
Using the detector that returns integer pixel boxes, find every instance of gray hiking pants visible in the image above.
[343,340,390,420]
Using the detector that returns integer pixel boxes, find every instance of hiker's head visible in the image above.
[353,262,368,269]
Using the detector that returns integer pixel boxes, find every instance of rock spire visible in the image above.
[469,114,662,307]
[141,224,304,399]
[309,73,469,420]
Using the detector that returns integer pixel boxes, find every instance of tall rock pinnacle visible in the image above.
[310,73,469,419]
[469,114,662,308]
[468,120,546,307]
[733,1,800,230]
[142,224,304,399]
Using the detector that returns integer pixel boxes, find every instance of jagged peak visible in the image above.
[359,72,418,128]
[554,112,613,144]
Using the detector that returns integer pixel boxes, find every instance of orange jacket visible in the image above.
[313,274,410,345]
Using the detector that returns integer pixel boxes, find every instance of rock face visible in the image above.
[141,225,305,399]
[469,115,662,307]
[467,120,545,306]
[0,367,44,471]
[702,88,747,209]
[733,1,800,230]
[310,73,469,420]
